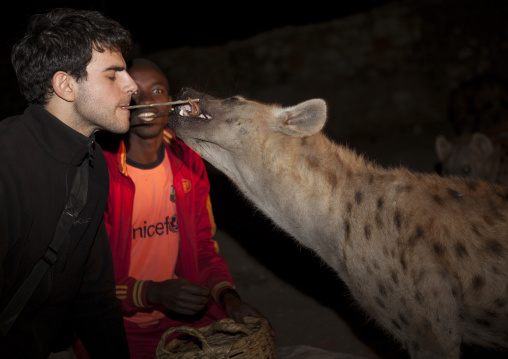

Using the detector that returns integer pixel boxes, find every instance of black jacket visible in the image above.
[0,105,129,358]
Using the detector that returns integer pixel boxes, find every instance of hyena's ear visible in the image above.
[276,99,327,137]
[470,132,493,159]
[435,135,453,161]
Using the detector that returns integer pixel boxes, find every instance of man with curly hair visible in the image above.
[0,8,137,358]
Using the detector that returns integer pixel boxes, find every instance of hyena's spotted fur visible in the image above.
[169,89,508,359]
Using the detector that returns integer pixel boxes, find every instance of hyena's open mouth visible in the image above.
[177,98,211,120]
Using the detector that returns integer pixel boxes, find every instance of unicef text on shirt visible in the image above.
[132,216,179,239]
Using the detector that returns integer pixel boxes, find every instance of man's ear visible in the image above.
[52,71,75,102]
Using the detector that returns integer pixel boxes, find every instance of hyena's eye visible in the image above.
[461,165,471,175]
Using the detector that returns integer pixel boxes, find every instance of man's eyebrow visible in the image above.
[104,65,126,72]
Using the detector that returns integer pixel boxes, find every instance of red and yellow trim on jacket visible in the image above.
[117,141,129,177]
[117,130,174,177]
[116,279,233,310]
[211,281,235,304]
[163,129,173,146]
[116,278,151,309]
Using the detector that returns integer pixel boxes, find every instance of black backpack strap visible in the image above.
[0,161,89,336]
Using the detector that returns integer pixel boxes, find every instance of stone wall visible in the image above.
[145,0,508,142]
[2,0,507,145]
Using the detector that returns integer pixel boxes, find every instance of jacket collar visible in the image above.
[24,104,92,166]
[116,128,183,177]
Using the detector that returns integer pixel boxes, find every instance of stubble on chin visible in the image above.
[101,108,132,135]
[115,113,132,134]
[74,87,131,135]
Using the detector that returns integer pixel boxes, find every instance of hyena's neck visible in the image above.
[230,132,383,270]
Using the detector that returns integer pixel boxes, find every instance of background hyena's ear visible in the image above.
[276,99,327,137]
[470,132,494,159]
[435,135,453,161]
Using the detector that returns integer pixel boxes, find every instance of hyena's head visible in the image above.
[168,88,328,173]
[435,132,494,179]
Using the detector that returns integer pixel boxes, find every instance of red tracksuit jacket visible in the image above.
[103,128,234,320]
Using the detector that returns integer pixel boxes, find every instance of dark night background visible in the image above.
[4,2,508,357]
[1,1,397,53]
[0,1,397,116]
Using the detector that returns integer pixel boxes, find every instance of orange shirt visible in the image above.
[125,154,179,327]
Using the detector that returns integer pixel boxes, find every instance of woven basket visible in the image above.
[155,316,278,359]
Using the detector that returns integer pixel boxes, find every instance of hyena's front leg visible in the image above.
[355,255,462,359]
[396,270,462,359]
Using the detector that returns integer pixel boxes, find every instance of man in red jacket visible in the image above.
[76,58,273,358]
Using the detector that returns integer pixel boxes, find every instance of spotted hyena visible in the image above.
[169,88,508,359]
[435,130,508,185]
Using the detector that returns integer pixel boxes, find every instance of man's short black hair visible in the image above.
[11,8,133,105]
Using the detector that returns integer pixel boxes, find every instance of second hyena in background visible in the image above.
[435,130,508,185]
[169,88,508,359]
[435,75,508,183]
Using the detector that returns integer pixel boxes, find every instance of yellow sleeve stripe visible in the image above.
[133,280,145,308]
[211,281,235,303]
[206,195,216,238]
[116,285,127,300]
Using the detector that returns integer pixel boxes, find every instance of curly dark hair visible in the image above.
[11,8,133,105]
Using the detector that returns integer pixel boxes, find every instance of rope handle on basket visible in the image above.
[156,318,255,359]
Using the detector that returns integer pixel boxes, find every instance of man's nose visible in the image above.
[124,74,138,95]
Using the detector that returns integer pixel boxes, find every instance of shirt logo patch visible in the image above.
[170,185,176,203]
[169,214,179,233]
[182,179,192,193]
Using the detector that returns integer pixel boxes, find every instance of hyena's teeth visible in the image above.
[179,104,192,117]
[177,104,210,119]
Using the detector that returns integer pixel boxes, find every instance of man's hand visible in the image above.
[146,278,211,315]
[221,292,276,337]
